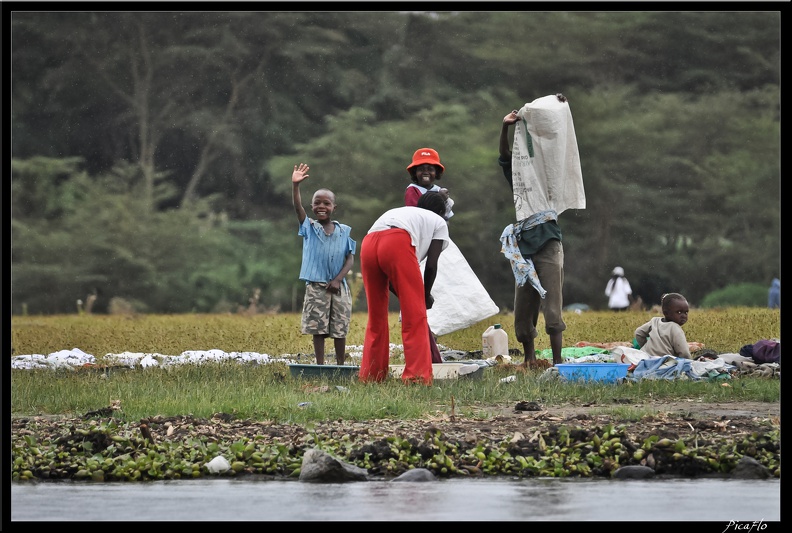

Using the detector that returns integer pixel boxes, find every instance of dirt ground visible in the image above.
[291,399,782,447]
[489,399,780,422]
[17,398,777,451]
[14,399,780,445]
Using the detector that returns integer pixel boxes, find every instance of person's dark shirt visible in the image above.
[498,155,562,255]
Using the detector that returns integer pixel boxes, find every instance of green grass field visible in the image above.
[11,309,780,482]
[10,309,780,423]
[10,308,780,357]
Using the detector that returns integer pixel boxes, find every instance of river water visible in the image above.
[11,477,780,522]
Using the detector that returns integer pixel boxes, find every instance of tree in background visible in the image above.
[10,11,780,314]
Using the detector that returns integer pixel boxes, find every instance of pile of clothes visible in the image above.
[610,339,780,381]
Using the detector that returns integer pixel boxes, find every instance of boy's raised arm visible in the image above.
[292,163,310,223]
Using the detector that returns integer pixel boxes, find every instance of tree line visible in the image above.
[10,11,781,315]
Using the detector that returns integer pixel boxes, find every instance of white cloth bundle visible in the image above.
[421,239,499,336]
[512,95,585,221]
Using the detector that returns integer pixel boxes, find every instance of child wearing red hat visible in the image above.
[405,147,454,221]
[401,147,499,364]
[403,148,452,364]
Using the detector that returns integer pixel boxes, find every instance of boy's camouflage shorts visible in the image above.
[300,282,352,338]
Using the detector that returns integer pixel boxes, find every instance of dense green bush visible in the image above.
[700,283,768,308]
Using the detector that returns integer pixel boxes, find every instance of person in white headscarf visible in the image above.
[605,266,633,311]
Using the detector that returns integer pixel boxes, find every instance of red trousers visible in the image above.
[359,229,433,385]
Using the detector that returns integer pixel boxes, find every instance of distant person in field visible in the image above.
[768,278,780,309]
[634,292,692,359]
[292,163,356,365]
[605,266,633,311]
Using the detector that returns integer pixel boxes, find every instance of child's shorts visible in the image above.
[300,282,352,338]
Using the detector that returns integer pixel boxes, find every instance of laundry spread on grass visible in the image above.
[9,344,493,371]
[11,340,778,381]
[10,346,362,370]
[529,340,779,381]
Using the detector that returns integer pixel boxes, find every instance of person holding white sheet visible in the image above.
[498,93,585,368]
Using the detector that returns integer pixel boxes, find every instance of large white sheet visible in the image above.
[512,94,586,220]
[421,238,499,336]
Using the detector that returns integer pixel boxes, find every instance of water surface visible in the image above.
[11,477,780,522]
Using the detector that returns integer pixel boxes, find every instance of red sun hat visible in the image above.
[406,147,445,173]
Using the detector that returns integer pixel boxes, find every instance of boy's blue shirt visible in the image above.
[297,217,356,287]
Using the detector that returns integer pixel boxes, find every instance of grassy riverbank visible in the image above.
[10,309,780,482]
[10,309,780,421]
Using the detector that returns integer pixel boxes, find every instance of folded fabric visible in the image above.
[718,352,755,366]
[631,355,694,380]
[537,346,610,362]
[740,339,780,364]
[611,346,653,365]
[630,355,734,381]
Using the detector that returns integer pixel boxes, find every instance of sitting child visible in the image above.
[634,292,692,359]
